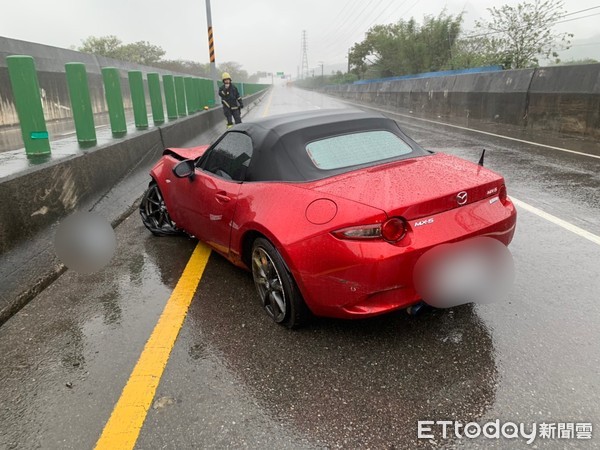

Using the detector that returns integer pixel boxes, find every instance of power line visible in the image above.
[346,0,387,32]
[313,0,387,61]
[463,5,600,40]
[316,0,378,45]
[317,0,382,51]
[399,0,420,18]
[362,0,398,31]
[314,0,366,43]
[384,0,413,23]
[316,0,408,60]
[559,5,600,17]
[555,11,600,24]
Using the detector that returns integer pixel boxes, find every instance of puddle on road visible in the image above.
[0,217,196,449]
[184,254,498,448]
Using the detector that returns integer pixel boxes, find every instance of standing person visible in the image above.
[218,72,243,128]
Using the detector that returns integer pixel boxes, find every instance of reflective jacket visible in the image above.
[218,83,243,109]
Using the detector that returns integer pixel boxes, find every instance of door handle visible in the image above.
[215,192,231,203]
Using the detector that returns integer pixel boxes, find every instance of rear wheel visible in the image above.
[139,182,181,236]
[251,238,309,328]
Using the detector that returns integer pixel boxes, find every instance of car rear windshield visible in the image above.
[305,130,414,170]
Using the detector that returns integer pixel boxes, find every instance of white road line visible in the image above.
[345,102,600,161]
[512,197,600,246]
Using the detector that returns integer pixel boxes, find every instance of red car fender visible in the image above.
[229,182,388,274]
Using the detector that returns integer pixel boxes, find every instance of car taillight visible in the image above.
[381,218,407,242]
[332,218,408,243]
[332,224,382,240]
[499,184,508,205]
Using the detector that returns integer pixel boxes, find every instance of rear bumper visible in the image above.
[286,197,516,319]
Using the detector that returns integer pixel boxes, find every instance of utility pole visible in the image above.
[319,61,324,79]
[347,49,351,73]
[300,30,309,79]
[205,0,218,104]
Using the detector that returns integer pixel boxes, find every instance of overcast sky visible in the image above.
[3,0,600,77]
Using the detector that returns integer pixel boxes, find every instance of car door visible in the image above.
[183,131,253,256]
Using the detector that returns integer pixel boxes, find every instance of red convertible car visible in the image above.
[140,109,516,328]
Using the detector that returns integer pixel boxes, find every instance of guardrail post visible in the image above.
[191,77,200,113]
[184,77,196,114]
[202,79,215,108]
[147,73,164,124]
[239,82,245,96]
[162,75,178,120]
[193,77,200,112]
[174,76,187,116]
[101,67,127,135]
[128,71,148,129]
[194,78,202,111]
[65,62,96,145]
[199,79,207,108]
[6,55,51,156]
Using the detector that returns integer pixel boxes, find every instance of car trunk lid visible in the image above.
[311,153,504,220]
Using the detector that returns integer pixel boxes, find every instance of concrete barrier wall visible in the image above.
[527,64,600,135]
[0,130,162,255]
[322,64,600,137]
[0,89,267,256]
[0,36,203,127]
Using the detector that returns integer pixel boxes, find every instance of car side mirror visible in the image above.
[173,159,196,180]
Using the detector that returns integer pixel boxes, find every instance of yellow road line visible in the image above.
[95,243,212,450]
[262,88,274,117]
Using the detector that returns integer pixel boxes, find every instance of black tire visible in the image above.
[251,238,309,329]
[139,182,182,236]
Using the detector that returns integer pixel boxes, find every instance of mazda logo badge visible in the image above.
[456,191,468,205]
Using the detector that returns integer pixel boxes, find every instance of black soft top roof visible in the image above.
[224,108,427,182]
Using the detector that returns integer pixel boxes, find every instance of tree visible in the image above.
[78,35,165,65]
[117,41,165,65]
[78,35,123,58]
[154,59,211,77]
[76,35,261,79]
[247,72,267,83]
[449,37,497,69]
[349,12,463,79]
[472,0,573,68]
[218,62,249,82]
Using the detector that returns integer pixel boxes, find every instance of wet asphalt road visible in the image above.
[1,86,599,449]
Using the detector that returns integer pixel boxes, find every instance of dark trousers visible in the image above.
[224,107,242,125]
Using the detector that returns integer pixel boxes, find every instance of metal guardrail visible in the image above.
[4,54,269,157]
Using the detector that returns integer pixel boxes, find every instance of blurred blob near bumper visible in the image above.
[414,236,515,308]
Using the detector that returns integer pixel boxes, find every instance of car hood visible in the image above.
[163,145,210,160]
[311,153,505,220]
